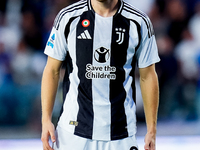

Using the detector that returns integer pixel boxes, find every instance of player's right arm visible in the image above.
[41,56,62,150]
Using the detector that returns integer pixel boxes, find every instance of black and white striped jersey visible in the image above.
[44,0,160,141]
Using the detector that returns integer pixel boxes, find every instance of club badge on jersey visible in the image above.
[115,28,126,44]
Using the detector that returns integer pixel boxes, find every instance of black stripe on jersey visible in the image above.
[123,3,154,38]
[116,0,123,15]
[74,10,95,139]
[54,0,88,30]
[127,19,141,104]
[130,55,137,104]
[58,52,73,124]
[110,14,130,140]
[62,53,73,103]
[64,16,79,43]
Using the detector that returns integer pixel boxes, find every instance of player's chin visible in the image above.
[96,0,107,2]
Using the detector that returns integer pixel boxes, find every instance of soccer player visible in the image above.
[41,0,160,150]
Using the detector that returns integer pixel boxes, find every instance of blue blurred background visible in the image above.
[0,0,200,141]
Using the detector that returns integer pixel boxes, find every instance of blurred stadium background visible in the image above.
[0,0,200,149]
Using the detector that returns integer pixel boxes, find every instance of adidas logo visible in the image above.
[77,30,92,39]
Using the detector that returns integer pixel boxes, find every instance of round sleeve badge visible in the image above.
[82,19,90,27]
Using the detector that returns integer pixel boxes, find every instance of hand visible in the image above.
[41,121,56,150]
[144,132,156,150]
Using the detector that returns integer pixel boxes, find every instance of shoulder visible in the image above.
[122,1,147,17]
[53,0,89,29]
[121,1,154,38]
[122,1,149,22]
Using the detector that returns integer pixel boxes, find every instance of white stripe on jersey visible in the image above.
[92,13,112,140]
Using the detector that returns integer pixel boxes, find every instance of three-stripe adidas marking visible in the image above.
[77,30,92,39]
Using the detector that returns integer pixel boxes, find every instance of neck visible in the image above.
[91,0,119,17]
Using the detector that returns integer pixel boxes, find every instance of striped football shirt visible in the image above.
[44,0,160,141]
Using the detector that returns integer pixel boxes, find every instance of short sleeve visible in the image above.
[135,17,160,68]
[44,16,68,61]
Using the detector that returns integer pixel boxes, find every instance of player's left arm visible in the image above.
[139,64,159,150]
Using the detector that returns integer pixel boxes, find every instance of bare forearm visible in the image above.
[41,57,62,149]
[41,66,60,123]
[140,66,159,133]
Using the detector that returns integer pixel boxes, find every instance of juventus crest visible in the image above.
[115,28,125,44]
